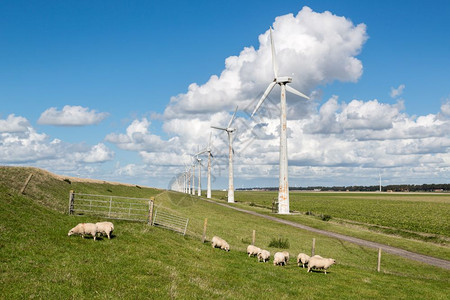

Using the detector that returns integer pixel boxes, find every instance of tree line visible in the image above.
[240,183,449,192]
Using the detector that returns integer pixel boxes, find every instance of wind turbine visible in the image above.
[197,132,214,199]
[196,155,202,196]
[251,27,310,214]
[211,106,238,203]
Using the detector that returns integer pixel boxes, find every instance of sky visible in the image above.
[1,0,449,189]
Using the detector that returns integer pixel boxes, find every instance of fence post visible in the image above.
[20,173,33,194]
[202,218,208,243]
[148,197,155,225]
[68,190,74,215]
[377,248,382,272]
[252,230,256,245]
[311,238,316,256]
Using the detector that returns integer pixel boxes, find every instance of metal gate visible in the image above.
[68,191,154,223]
[152,209,189,235]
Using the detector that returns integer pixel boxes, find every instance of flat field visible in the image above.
[213,190,450,237]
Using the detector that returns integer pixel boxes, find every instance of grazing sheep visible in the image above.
[68,223,98,241]
[273,252,288,266]
[247,245,261,257]
[257,249,270,262]
[95,221,114,239]
[211,236,230,251]
[282,251,290,265]
[307,256,336,274]
[297,253,310,268]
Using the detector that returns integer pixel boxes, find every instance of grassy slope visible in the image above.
[1,167,449,299]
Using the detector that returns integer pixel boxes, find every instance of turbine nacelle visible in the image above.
[275,76,292,84]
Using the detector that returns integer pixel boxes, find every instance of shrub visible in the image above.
[268,237,290,249]
[320,214,332,221]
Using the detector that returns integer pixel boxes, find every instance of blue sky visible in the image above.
[1,0,449,189]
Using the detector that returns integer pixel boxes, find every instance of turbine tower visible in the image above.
[252,28,310,214]
[197,132,214,199]
[212,106,238,203]
[196,155,202,196]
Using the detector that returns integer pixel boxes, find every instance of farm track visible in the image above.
[204,199,450,270]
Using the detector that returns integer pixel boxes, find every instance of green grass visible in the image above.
[1,167,449,299]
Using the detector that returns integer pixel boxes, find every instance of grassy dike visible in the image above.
[0,167,449,299]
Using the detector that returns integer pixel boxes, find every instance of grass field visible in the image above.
[1,167,449,299]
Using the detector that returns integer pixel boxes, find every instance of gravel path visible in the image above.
[205,199,450,270]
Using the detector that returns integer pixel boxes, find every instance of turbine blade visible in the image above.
[211,125,227,131]
[252,81,276,117]
[270,27,279,78]
[285,85,310,100]
[227,106,238,128]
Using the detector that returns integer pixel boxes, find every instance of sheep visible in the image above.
[282,251,290,264]
[297,253,310,268]
[273,252,288,266]
[211,236,230,251]
[95,221,114,239]
[68,223,98,240]
[247,245,261,257]
[257,249,270,262]
[307,256,336,274]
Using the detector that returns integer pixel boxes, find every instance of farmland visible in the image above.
[212,190,450,241]
[1,167,449,299]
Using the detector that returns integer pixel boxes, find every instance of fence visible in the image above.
[152,209,189,235]
[68,191,154,223]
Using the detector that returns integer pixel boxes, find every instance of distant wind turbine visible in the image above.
[197,132,214,198]
[211,106,238,203]
[252,28,310,214]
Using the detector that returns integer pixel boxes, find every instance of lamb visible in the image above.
[257,249,270,262]
[297,253,310,268]
[95,221,114,239]
[247,245,261,257]
[68,223,98,240]
[307,256,336,274]
[282,251,290,265]
[273,252,288,266]
[211,236,230,251]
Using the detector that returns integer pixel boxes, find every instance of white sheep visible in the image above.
[95,221,114,239]
[211,236,230,251]
[273,252,287,266]
[307,256,336,274]
[297,253,310,268]
[282,251,290,264]
[257,249,270,262]
[247,245,261,257]
[68,223,98,240]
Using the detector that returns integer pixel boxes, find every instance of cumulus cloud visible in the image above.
[163,6,368,119]
[0,115,114,165]
[105,118,179,153]
[390,84,405,98]
[38,105,109,126]
[0,114,30,133]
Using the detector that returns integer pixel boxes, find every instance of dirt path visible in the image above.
[204,199,450,270]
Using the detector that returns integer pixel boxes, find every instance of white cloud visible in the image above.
[0,115,114,165]
[0,114,30,133]
[440,99,450,117]
[163,6,368,119]
[38,105,109,126]
[390,84,405,98]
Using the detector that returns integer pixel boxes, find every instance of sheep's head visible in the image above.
[68,229,74,236]
[224,244,230,251]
